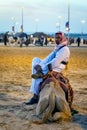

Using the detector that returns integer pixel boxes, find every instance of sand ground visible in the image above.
[0,45,87,130]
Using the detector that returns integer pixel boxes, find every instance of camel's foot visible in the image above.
[51,112,72,122]
[30,115,43,124]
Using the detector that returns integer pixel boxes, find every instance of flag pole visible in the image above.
[68,0,70,43]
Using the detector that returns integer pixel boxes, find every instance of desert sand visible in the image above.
[0,45,87,130]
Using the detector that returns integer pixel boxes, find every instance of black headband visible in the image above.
[55,32,62,36]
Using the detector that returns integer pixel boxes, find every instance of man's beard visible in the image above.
[56,41,60,45]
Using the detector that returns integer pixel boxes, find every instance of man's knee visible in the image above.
[32,57,41,63]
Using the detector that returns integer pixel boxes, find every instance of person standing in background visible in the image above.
[76,37,81,47]
[3,32,8,46]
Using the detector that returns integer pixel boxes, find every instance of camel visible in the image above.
[31,77,72,124]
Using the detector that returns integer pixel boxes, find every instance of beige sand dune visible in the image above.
[0,46,87,130]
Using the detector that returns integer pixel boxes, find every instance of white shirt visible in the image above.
[51,46,70,72]
[40,45,70,73]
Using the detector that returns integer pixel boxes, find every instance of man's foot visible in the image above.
[71,109,79,115]
[24,96,38,105]
[31,72,44,79]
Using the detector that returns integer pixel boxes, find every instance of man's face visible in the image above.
[55,34,62,45]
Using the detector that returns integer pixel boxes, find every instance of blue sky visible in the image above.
[0,0,87,33]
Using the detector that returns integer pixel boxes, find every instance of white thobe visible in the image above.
[30,45,70,95]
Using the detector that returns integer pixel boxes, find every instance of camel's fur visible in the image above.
[31,81,72,124]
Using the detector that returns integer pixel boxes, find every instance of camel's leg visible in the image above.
[30,98,48,124]
[31,91,55,124]
[51,97,71,122]
[57,97,71,114]
[41,91,55,122]
[51,111,71,121]
[36,97,49,115]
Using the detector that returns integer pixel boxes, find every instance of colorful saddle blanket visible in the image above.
[39,71,73,109]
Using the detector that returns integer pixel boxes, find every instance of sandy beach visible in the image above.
[0,45,87,130]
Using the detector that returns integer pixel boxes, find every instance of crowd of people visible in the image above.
[0,31,87,47]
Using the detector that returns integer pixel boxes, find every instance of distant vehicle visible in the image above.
[14,32,30,47]
[8,32,30,47]
[14,32,28,38]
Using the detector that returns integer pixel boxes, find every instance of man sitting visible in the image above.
[25,32,73,107]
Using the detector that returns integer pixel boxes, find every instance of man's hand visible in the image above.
[34,64,42,72]
[48,64,52,71]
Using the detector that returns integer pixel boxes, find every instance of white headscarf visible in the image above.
[55,32,68,50]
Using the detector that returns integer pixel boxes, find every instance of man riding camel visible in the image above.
[25,31,73,109]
